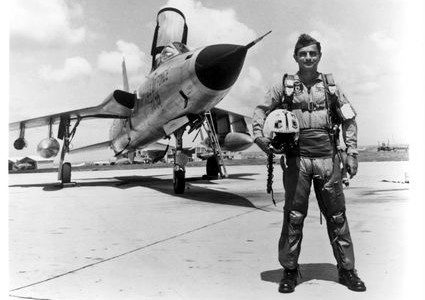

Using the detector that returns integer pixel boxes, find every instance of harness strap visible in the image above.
[280,74,295,110]
[322,73,343,126]
[323,73,337,95]
[321,73,342,167]
[290,101,326,112]
[283,74,295,97]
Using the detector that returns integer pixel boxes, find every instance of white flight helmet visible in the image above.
[263,109,300,154]
[263,109,299,139]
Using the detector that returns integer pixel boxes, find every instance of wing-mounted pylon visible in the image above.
[150,7,188,70]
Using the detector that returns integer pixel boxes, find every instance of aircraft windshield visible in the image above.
[172,42,189,53]
[156,10,186,48]
[157,43,180,65]
[155,42,191,67]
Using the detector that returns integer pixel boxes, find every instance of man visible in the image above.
[252,34,366,293]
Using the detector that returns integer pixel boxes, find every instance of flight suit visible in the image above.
[252,73,358,271]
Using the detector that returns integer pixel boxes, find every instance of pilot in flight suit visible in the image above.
[252,34,366,293]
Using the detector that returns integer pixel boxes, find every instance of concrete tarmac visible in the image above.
[9,161,409,299]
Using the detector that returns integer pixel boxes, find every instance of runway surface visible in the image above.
[9,161,409,299]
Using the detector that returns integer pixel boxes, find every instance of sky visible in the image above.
[9,0,409,158]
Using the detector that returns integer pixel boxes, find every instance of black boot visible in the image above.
[278,268,298,293]
[338,268,366,292]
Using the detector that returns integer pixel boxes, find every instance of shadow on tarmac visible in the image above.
[261,263,339,285]
[360,188,408,196]
[9,173,259,208]
[346,188,409,203]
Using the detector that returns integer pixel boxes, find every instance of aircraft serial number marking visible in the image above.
[146,80,161,110]
[144,69,169,110]
[155,70,168,87]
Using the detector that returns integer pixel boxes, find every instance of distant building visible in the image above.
[15,157,37,170]
[8,160,16,171]
[9,156,55,171]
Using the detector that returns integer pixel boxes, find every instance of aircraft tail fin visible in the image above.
[122,58,130,92]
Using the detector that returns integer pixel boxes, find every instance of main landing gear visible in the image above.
[57,116,80,186]
[173,167,185,194]
[206,155,220,178]
[60,162,72,184]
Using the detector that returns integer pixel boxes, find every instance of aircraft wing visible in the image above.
[9,90,136,131]
[211,107,251,120]
[69,140,173,159]
[68,140,173,165]
[209,107,251,136]
[69,141,112,154]
[203,107,253,152]
[141,141,173,151]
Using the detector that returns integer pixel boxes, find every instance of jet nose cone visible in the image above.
[195,44,247,91]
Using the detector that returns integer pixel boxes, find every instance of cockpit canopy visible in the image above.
[151,8,188,70]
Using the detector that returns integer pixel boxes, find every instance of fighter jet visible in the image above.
[10,7,270,193]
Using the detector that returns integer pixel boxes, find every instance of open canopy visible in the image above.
[150,7,188,69]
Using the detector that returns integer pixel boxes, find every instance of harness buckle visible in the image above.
[328,84,337,95]
[308,102,318,111]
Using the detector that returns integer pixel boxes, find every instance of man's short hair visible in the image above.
[294,34,321,55]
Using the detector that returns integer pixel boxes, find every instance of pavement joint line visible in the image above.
[10,201,278,293]
[9,295,52,300]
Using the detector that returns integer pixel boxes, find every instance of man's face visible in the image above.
[293,44,321,71]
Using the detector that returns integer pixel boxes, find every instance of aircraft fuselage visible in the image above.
[110,44,247,155]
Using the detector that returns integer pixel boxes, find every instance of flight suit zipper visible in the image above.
[307,85,313,128]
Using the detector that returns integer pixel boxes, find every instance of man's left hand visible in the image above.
[346,154,358,178]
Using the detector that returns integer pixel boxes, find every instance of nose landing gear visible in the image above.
[173,167,186,194]
[173,128,188,194]
[57,116,80,186]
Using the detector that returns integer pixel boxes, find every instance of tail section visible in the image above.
[122,58,129,92]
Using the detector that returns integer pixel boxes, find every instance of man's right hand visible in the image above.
[254,137,271,154]
[346,154,358,178]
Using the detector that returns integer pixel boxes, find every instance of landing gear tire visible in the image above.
[173,169,185,194]
[61,162,72,184]
[206,156,220,178]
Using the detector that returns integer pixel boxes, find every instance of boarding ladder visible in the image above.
[204,110,228,178]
